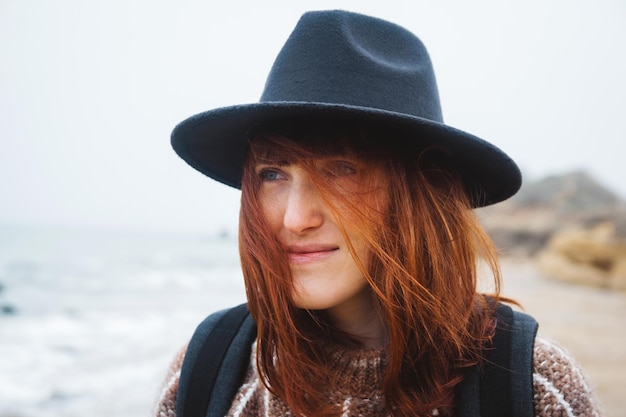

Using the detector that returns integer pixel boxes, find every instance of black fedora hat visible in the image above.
[171,10,521,207]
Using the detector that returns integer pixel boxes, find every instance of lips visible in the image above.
[285,244,339,264]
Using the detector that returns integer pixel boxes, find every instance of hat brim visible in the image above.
[171,102,521,207]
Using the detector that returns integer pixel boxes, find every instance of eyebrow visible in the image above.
[254,158,292,167]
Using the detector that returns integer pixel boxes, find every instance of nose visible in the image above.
[283,175,325,235]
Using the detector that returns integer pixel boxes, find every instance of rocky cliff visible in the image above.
[479,170,626,290]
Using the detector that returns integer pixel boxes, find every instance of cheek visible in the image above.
[371,172,390,212]
[258,190,283,229]
[349,188,389,233]
[368,180,390,228]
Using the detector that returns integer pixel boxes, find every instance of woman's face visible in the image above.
[256,156,384,318]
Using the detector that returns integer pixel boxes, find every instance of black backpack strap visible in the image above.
[177,303,256,417]
[178,303,537,417]
[508,310,538,416]
[456,303,538,417]
[480,303,515,416]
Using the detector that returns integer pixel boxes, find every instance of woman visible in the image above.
[156,10,601,417]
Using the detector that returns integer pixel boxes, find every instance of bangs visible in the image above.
[247,118,390,165]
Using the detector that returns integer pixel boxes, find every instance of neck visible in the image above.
[326,287,387,348]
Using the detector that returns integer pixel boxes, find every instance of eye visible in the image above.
[325,160,357,177]
[257,167,286,182]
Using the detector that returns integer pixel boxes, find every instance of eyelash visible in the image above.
[256,161,357,182]
[257,168,285,182]
[327,161,357,176]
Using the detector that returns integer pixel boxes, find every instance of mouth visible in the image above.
[285,244,339,264]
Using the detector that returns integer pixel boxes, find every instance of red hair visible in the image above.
[238,120,502,416]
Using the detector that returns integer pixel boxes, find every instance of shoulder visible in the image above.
[154,305,255,417]
[183,306,242,359]
[154,343,187,417]
[152,308,236,417]
[532,337,603,417]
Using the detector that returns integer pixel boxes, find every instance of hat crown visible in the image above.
[260,10,444,123]
[171,10,522,207]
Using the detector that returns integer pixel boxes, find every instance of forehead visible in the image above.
[248,124,386,166]
[251,137,360,163]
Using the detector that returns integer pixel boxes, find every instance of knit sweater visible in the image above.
[155,337,602,417]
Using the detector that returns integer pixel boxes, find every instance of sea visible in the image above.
[0,224,247,417]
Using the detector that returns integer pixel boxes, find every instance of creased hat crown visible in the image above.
[261,10,443,122]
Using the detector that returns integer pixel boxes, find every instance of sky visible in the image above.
[1,0,625,235]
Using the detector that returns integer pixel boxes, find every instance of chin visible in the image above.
[290,291,336,311]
